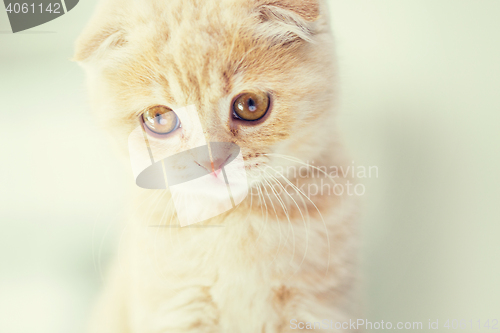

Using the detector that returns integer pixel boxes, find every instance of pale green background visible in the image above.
[1,1,499,332]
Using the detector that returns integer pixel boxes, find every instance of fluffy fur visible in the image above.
[75,0,360,332]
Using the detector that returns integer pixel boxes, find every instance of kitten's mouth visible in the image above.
[209,168,223,178]
[194,164,224,183]
[129,114,248,225]
[194,153,232,174]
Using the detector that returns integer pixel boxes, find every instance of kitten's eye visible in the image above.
[142,106,180,135]
[233,92,270,121]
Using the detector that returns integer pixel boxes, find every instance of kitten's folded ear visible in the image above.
[72,0,127,62]
[253,0,323,43]
[258,0,320,22]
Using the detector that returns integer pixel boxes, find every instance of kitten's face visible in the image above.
[76,0,337,185]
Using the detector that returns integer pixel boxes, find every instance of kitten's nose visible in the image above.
[196,157,229,174]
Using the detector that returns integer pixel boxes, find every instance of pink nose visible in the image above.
[196,157,228,174]
[211,168,222,178]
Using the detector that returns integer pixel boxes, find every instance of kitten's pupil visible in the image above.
[248,98,257,112]
[154,113,162,125]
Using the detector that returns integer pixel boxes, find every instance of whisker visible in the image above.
[258,166,297,259]
[254,183,270,245]
[258,170,286,267]
[261,167,309,275]
[266,164,332,276]
[264,153,341,187]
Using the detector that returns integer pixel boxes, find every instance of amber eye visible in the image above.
[232,92,270,121]
[142,106,180,135]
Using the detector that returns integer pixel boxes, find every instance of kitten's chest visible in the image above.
[128,218,285,332]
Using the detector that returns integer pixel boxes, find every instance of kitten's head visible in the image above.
[75,0,338,186]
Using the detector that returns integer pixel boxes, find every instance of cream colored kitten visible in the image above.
[75,0,360,332]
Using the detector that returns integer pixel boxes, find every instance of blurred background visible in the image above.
[1,1,499,332]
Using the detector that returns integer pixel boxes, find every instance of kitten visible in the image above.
[75,0,360,332]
